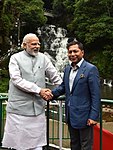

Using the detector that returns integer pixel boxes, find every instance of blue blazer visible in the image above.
[52,60,101,129]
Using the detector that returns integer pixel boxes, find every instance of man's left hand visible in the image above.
[87,119,97,126]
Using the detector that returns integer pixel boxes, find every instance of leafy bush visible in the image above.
[0,69,9,93]
[0,77,9,93]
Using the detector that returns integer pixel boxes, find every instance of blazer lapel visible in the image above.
[65,65,71,93]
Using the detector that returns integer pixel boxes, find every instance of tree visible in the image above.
[68,0,113,51]
[52,0,75,28]
[0,0,47,56]
[67,0,113,78]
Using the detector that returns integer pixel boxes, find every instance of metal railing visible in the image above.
[46,96,70,150]
[99,99,113,150]
[0,94,8,146]
[0,94,113,150]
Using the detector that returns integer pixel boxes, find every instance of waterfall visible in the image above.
[37,25,69,73]
[103,79,112,87]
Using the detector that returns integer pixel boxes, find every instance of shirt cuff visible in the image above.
[37,87,41,94]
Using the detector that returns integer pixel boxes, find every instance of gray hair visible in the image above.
[21,33,38,48]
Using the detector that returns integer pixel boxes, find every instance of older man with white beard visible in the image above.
[2,33,62,150]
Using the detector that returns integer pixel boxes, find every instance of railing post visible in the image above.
[0,98,2,146]
[0,94,8,146]
[100,104,102,150]
[46,101,49,150]
[59,100,62,150]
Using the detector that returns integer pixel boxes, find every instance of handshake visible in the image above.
[39,88,53,101]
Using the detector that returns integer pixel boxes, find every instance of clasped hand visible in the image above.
[39,88,53,101]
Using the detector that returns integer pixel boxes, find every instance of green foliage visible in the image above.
[64,0,113,79]
[67,0,113,50]
[0,77,9,93]
[0,69,9,77]
[85,16,113,44]
[0,69,9,93]
[0,0,47,56]
[1,14,13,35]
[91,49,113,79]
[52,0,75,28]
[22,0,47,25]
[3,0,47,29]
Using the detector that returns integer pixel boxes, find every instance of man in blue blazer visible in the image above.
[51,40,101,150]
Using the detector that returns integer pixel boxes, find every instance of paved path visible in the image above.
[102,106,113,133]
[102,122,113,133]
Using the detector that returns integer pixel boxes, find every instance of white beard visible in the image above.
[26,48,39,56]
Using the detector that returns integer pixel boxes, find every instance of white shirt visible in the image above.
[69,58,84,91]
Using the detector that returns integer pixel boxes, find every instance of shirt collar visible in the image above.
[69,58,84,70]
[77,58,84,68]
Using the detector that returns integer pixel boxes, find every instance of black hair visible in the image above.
[66,38,84,50]
[67,37,75,43]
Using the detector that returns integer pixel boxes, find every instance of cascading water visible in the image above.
[103,79,112,87]
[37,25,69,74]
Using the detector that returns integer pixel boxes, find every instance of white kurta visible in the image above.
[2,51,62,150]
[2,113,46,150]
